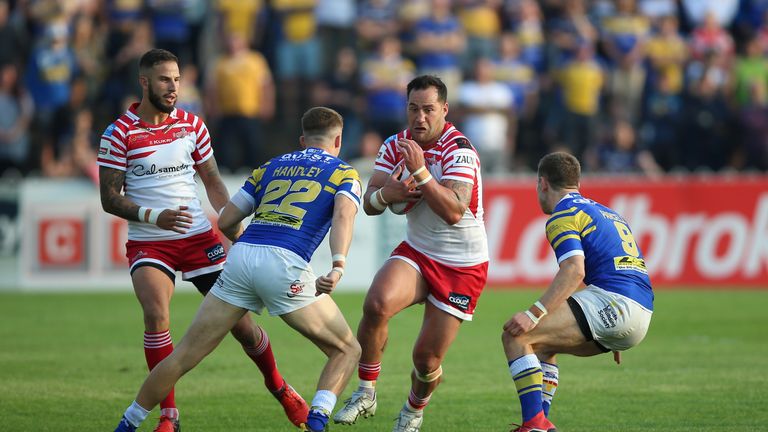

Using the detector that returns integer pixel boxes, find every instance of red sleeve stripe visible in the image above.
[197,128,210,147]
[97,158,126,169]
[197,146,212,161]
[442,173,475,182]
[105,136,127,152]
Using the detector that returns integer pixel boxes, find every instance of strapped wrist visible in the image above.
[332,254,346,263]
[330,266,345,277]
[534,301,548,317]
[524,310,540,326]
[411,166,427,177]
[370,188,387,211]
[415,174,433,187]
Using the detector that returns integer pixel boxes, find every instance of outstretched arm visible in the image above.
[315,194,358,296]
[504,255,586,336]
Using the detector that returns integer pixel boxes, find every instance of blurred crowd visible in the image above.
[2,0,768,182]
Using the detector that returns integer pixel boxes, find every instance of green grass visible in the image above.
[0,289,766,431]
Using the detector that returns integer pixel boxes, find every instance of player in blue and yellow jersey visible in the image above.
[502,152,653,432]
[113,107,362,432]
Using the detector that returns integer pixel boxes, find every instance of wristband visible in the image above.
[332,254,346,263]
[411,166,427,177]
[370,189,387,211]
[147,208,160,225]
[534,301,548,317]
[415,174,433,187]
[138,207,160,225]
[376,188,389,205]
[330,266,345,277]
[524,310,540,326]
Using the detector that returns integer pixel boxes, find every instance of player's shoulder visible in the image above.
[439,126,475,154]
[173,108,205,127]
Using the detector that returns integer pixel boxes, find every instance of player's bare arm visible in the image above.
[99,165,193,233]
[196,157,230,211]
[217,202,248,242]
[503,255,585,337]
[316,194,358,296]
[99,166,141,221]
[363,167,421,216]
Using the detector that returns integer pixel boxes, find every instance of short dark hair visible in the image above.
[538,152,581,190]
[139,49,178,73]
[407,75,448,103]
[302,107,343,138]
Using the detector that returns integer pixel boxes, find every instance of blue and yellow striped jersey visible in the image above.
[236,147,362,262]
[546,193,653,310]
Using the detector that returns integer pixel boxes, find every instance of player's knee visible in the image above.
[143,310,170,332]
[362,296,394,322]
[412,352,443,377]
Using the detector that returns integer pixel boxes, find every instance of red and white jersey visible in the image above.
[97,103,213,241]
[375,123,488,266]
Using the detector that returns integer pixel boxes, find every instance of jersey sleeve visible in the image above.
[329,165,362,209]
[241,162,269,200]
[373,135,401,174]
[190,115,213,164]
[441,137,479,184]
[545,207,593,264]
[96,123,127,171]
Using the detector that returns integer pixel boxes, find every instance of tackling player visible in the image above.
[112,106,362,432]
[99,49,306,432]
[333,75,489,432]
[502,152,654,432]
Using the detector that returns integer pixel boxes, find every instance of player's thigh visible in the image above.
[131,266,175,316]
[280,295,356,355]
[412,301,463,364]
[365,258,428,316]
[173,294,248,365]
[525,303,603,357]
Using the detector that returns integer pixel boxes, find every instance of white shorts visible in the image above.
[210,243,320,316]
[569,285,653,352]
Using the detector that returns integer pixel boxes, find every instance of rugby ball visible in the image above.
[388,162,422,215]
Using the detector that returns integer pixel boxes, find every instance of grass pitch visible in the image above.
[0,289,766,431]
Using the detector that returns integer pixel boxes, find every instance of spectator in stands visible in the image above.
[640,72,683,171]
[556,43,604,160]
[272,0,320,123]
[41,107,98,183]
[681,0,739,30]
[361,36,414,140]
[458,57,515,174]
[457,0,502,75]
[644,15,687,97]
[316,0,356,76]
[739,81,768,170]
[600,0,650,123]
[689,11,735,61]
[412,0,465,104]
[0,0,28,67]
[504,0,545,73]
[0,62,33,177]
[206,32,275,172]
[355,0,400,54]
[104,0,145,60]
[102,19,152,118]
[549,0,598,66]
[312,47,364,160]
[146,0,193,65]
[494,33,538,119]
[590,118,662,177]
[215,0,264,46]
[24,19,77,128]
[71,13,106,103]
[733,33,768,108]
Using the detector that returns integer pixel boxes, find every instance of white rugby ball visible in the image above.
[388,161,422,215]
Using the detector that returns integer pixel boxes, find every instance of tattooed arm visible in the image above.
[99,166,140,221]
[418,177,473,225]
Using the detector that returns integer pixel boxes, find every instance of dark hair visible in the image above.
[537,152,581,190]
[139,49,178,73]
[302,107,344,137]
[407,75,448,103]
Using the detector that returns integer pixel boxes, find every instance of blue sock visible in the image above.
[306,408,330,432]
[509,354,544,422]
[114,416,137,432]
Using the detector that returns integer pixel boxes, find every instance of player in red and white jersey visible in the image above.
[333,75,489,432]
[99,49,307,432]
